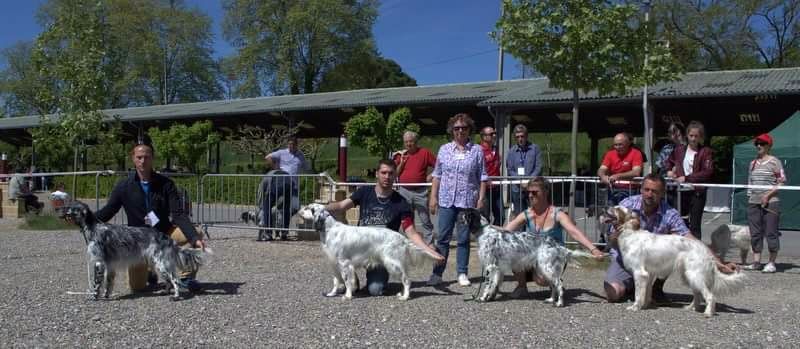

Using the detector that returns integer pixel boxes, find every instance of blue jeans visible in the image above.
[481,186,504,226]
[433,206,471,276]
[510,186,529,217]
[366,266,389,296]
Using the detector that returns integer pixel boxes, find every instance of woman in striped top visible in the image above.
[745,133,786,273]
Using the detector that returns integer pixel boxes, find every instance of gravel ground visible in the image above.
[1,222,799,348]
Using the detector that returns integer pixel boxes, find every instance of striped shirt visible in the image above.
[748,156,786,204]
[609,194,689,260]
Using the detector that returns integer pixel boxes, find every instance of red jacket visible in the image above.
[664,144,714,192]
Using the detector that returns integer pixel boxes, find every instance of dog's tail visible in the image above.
[565,248,601,267]
[712,268,747,297]
[406,242,441,266]
[178,248,214,271]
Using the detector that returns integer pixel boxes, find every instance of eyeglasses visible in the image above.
[453,126,469,131]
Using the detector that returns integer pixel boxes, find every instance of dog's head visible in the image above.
[241,211,256,225]
[58,200,95,227]
[298,203,330,231]
[457,208,489,237]
[600,206,641,231]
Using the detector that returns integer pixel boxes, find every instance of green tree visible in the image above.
[149,120,221,173]
[494,0,680,214]
[0,42,58,116]
[318,44,416,92]
[222,0,378,95]
[31,0,109,189]
[345,106,419,158]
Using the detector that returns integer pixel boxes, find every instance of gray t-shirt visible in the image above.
[748,156,786,204]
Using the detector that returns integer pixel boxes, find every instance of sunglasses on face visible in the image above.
[527,190,540,196]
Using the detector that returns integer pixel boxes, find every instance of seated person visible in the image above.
[9,166,43,214]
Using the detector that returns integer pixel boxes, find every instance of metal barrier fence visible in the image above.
[8,170,798,247]
[198,173,334,238]
[0,171,200,226]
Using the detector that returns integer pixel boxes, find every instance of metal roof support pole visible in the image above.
[642,98,654,175]
[489,106,511,213]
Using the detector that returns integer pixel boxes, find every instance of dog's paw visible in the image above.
[626,304,642,311]
[555,300,564,307]
[170,295,181,302]
[341,294,352,300]
[397,294,409,301]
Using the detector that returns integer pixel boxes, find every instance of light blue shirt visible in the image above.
[268,148,309,175]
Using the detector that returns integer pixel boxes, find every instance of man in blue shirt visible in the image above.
[505,124,543,219]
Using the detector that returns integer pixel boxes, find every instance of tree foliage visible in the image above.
[222,0,379,95]
[318,44,416,92]
[228,124,301,158]
[494,0,680,214]
[149,120,221,173]
[657,0,800,70]
[345,107,419,158]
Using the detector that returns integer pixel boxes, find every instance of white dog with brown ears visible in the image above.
[603,206,746,317]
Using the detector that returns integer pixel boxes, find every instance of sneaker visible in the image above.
[762,262,777,273]
[509,286,529,299]
[426,274,442,286]
[458,273,471,286]
[743,262,762,271]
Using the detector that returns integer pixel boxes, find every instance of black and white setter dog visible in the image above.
[59,201,210,301]
[459,208,597,306]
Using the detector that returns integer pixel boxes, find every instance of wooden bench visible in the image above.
[0,182,25,219]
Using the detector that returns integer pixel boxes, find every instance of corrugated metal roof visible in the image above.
[479,67,800,106]
[0,79,535,130]
[2,67,799,130]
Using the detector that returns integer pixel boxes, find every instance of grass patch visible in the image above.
[18,214,76,231]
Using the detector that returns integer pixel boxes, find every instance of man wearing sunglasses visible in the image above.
[479,126,504,225]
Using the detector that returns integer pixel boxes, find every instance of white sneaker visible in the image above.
[427,274,442,286]
[458,273,471,286]
[762,262,777,273]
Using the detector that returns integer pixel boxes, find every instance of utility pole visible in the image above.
[497,4,504,81]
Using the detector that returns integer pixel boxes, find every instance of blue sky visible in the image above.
[0,0,523,86]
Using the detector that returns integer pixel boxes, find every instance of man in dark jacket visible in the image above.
[96,140,207,293]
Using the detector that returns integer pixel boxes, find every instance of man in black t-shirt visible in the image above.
[326,159,443,296]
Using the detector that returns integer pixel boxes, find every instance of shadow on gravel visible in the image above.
[484,287,606,307]
[193,282,245,296]
[776,263,799,273]
[647,293,754,314]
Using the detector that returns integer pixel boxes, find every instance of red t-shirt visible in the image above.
[480,142,500,177]
[601,147,643,188]
[393,147,436,184]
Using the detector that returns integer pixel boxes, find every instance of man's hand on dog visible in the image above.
[194,239,207,250]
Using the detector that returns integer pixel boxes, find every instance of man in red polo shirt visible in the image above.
[598,132,643,205]
[393,130,437,244]
[479,126,504,225]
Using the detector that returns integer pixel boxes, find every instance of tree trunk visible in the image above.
[72,145,79,197]
[568,88,579,218]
